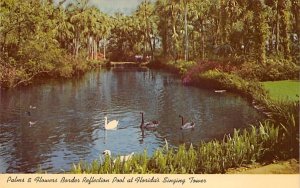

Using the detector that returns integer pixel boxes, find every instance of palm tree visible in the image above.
[55,6,74,52]
[99,14,112,60]
[135,0,157,58]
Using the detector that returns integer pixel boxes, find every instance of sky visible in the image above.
[55,0,154,15]
[89,0,147,14]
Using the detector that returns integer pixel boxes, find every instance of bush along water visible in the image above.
[0,55,105,88]
[264,100,299,159]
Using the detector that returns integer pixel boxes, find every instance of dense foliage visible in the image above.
[1,0,299,87]
[0,0,109,88]
[117,0,299,64]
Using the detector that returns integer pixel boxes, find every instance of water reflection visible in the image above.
[0,68,262,173]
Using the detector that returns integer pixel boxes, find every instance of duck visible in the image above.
[179,115,195,130]
[140,112,159,129]
[104,116,118,130]
[30,105,36,109]
[102,150,134,163]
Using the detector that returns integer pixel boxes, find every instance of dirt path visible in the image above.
[226,159,299,174]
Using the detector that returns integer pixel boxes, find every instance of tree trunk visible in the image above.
[163,21,168,55]
[184,1,189,61]
[295,3,300,38]
[94,38,98,60]
[278,0,291,60]
[73,38,76,57]
[153,35,156,57]
[220,0,227,44]
[147,29,154,59]
[75,34,80,58]
[193,33,196,59]
[202,21,205,60]
[275,1,280,52]
[87,35,90,59]
[172,24,177,60]
[92,37,94,60]
[103,38,106,60]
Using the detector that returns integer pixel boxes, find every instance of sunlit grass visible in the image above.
[262,80,299,101]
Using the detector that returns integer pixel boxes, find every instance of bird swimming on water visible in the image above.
[140,112,160,129]
[30,105,36,109]
[104,116,118,130]
[179,115,195,130]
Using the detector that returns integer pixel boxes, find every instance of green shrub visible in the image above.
[168,60,197,74]
[237,59,299,81]
[264,100,299,158]
[86,59,106,68]
[0,60,29,88]
[52,59,74,78]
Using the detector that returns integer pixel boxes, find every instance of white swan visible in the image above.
[104,116,118,130]
[102,150,134,163]
[179,115,195,130]
[140,112,159,129]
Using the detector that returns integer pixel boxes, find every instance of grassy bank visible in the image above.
[71,60,299,174]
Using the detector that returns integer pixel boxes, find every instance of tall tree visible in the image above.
[183,0,189,61]
[278,0,292,60]
[251,0,269,64]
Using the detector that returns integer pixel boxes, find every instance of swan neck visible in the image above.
[105,118,107,126]
[181,117,184,126]
[141,113,144,124]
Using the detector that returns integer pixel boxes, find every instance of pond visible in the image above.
[0,67,262,173]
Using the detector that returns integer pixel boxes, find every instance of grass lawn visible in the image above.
[262,80,300,101]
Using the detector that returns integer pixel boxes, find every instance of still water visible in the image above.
[0,67,262,173]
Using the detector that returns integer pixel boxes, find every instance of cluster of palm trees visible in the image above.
[55,0,111,60]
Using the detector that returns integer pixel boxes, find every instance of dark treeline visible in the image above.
[0,0,299,87]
